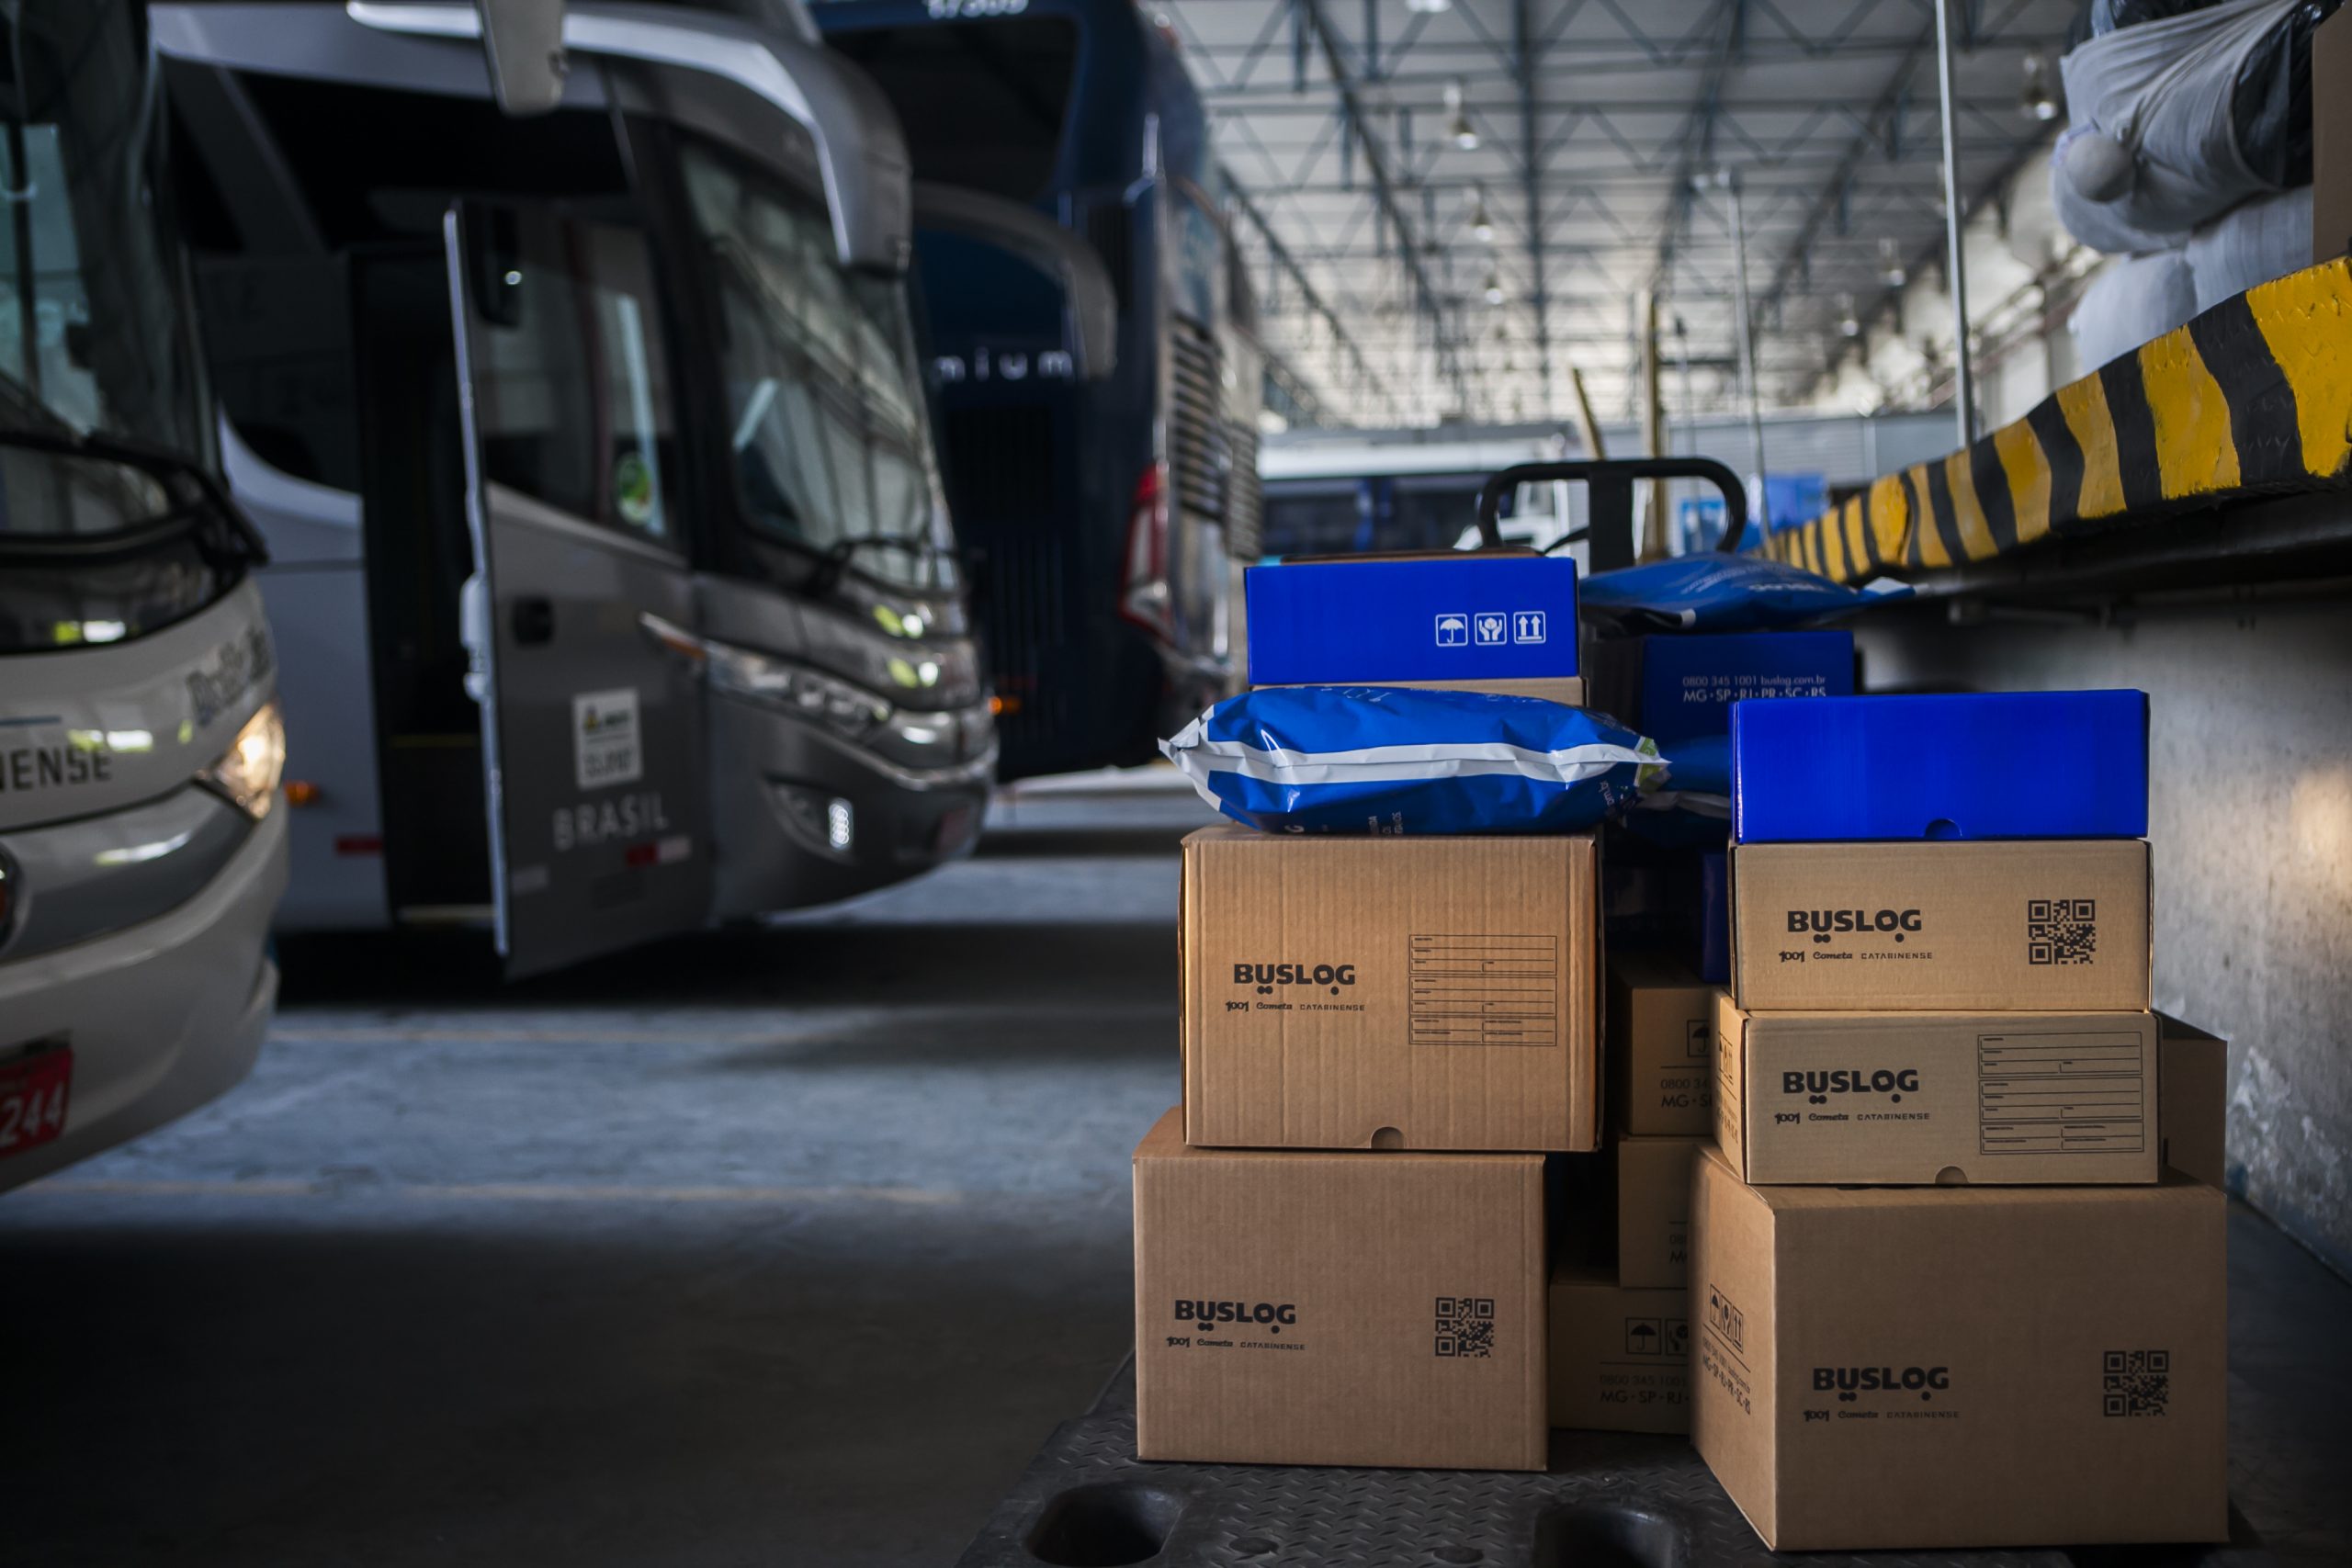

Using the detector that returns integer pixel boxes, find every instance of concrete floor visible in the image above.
[1,776,2346,1566]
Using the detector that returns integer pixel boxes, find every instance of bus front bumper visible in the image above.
[0,804,288,1192]
[707,695,992,917]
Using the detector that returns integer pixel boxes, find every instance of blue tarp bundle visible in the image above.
[1579,554,1907,632]
[1161,686,1659,836]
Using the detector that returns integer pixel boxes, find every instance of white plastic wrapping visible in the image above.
[2185,187,2314,310]
[2069,250,2199,370]
[2053,0,2301,251]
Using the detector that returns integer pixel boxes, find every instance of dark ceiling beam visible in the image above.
[1177,36,2072,69]
[1198,91,2030,115]
[1248,248,1926,284]
[1513,0,1554,419]
[1289,0,1470,411]
[1230,143,2023,193]
[1261,348,1329,427]
[1651,0,1747,292]
[1225,169,1402,423]
[1753,24,1935,324]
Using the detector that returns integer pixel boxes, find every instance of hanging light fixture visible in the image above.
[1445,80,1479,152]
[1405,0,1451,13]
[2019,52,2061,123]
[1877,236,1909,289]
[1468,186,1496,243]
[1838,292,1861,338]
[1483,269,1506,307]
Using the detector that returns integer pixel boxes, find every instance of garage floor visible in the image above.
[3,775,2346,1567]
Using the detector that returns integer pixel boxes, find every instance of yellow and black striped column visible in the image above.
[1767,256,2352,581]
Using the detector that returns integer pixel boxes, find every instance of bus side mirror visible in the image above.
[475,0,570,118]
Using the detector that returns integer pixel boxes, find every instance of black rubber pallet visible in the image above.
[957,1357,2271,1568]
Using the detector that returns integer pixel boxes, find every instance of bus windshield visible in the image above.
[0,2,249,654]
[678,137,957,595]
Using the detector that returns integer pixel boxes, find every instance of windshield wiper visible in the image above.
[805,533,955,602]
[0,425,268,565]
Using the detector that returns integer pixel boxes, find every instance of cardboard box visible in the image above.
[1548,1266,1690,1434]
[1606,954,1718,1137]
[2316,6,2351,264]
[1133,1109,1547,1470]
[1617,1134,1702,1285]
[1585,630,1853,744]
[1690,1148,2228,1551]
[2161,1014,2229,1190]
[1729,839,2151,1012]
[1730,690,2148,843]
[1182,827,1600,1151]
[1246,555,1578,685]
[1713,998,2161,1185]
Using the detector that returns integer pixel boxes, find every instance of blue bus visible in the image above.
[815,0,1253,779]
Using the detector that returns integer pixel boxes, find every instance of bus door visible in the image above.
[443,200,713,977]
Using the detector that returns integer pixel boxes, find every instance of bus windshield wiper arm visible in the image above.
[0,425,269,564]
[805,533,949,601]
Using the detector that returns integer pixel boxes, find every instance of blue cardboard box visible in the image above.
[1731,689,2149,842]
[1695,849,1728,984]
[1634,631,1853,743]
[1246,556,1579,686]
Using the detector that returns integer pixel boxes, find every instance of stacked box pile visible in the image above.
[1546,626,1857,1437]
[1690,689,2228,1551]
[1134,552,1588,1472]
[1133,559,2233,1553]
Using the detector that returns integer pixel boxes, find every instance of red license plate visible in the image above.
[0,1043,71,1161]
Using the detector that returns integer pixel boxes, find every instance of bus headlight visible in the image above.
[704,642,892,742]
[199,701,286,819]
[800,604,981,707]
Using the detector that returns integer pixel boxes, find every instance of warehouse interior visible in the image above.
[2,0,2349,1564]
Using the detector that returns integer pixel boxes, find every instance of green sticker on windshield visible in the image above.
[614,451,657,531]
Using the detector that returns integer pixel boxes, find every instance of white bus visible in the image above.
[156,1,995,977]
[0,0,288,1190]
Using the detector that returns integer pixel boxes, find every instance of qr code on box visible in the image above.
[2029,898,2098,964]
[2103,1348,2169,1416]
[1435,1296,1496,1359]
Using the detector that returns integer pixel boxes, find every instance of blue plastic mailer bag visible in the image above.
[1160,686,1659,835]
[1579,554,1908,632]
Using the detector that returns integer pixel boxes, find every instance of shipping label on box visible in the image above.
[1182,827,1600,1151]
[1246,556,1579,686]
[1548,1267,1690,1434]
[1690,1148,2228,1551]
[1134,1110,1547,1471]
[1638,631,1854,743]
[1616,1134,1702,1285]
[1607,954,1718,1136]
[1713,997,2161,1185]
[1729,840,2151,1011]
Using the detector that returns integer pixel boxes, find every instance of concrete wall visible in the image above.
[1856,595,2352,1279]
